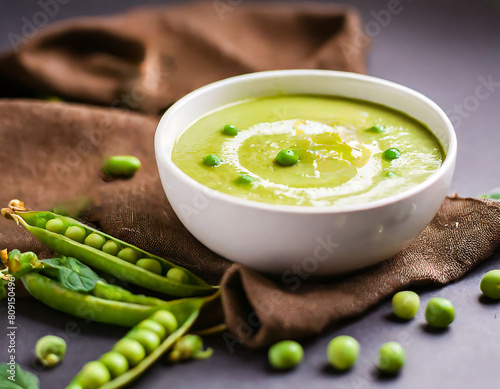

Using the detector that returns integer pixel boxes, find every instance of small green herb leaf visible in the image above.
[41,256,100,292]
[0,364,40,389]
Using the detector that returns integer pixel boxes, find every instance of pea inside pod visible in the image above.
[74,361,111,389]
[117,248,141,264]
[65,226,87,243]
[100,352,129,378]
[85,234,106,250]
[136,320,167,341]
[127,330,161,355]
[151,310,178,336]
[166,268,190,284]
[113,339,146,367]
[46,218,66,234]
[136,258,162,275]
[102,241,121,256]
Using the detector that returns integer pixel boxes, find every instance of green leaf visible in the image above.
[41,256,100,292]
[0,364,39,389]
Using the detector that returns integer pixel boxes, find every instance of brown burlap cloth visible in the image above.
[1,3,500,349]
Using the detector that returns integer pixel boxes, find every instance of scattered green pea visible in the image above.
[276,149,299,166]
[136,258,162,275]
[327,335,360,370]
[202,154,221,167]
[35,217,47,229]
[100,351,129,378]
[76,361,111,389]
[392,291,420,320]
[102,240,121,256]
[366,124,385,133]
[382,148,401,161]
[222,124,239,136]
[117,248,141,264]
[268,340,303,370]
[84,233,106,250]
[377,342,405,374]
[480,270,500,299]
[127,329,161,355]
[386,172,395,178]
[151,310,178,335]
[35,335,67,367]
[64,226,87,243]
[46,218,66,234]
[113,338,146,367]
[167,268,190,284]
[137,320,167,341]
[425,297,455,328]
[235,174,256,186]
[102,155,141,177]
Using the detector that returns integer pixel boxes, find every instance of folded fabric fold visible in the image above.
[0,2,368,114]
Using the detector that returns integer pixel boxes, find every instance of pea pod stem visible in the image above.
[194,323,228,337]
[2,200,218,297]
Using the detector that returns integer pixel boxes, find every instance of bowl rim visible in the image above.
[155,69,457,215]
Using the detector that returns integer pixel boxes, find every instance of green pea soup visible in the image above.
[172,95,444,207]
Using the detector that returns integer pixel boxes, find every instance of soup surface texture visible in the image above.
[172,95,443,207]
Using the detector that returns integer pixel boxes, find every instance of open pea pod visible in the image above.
[22,273,209,327]
[67,294,216,389]
[2,200,218,297]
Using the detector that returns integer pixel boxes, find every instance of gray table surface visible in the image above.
[1,0,500,388]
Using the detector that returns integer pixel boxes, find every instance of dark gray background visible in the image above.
[1,0,499,388]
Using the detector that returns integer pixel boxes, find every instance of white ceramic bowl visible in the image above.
[155,70,456,275]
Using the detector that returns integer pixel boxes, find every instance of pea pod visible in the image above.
[67,295,215,389]
[22,273,207,327]
[2,200,217,297]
